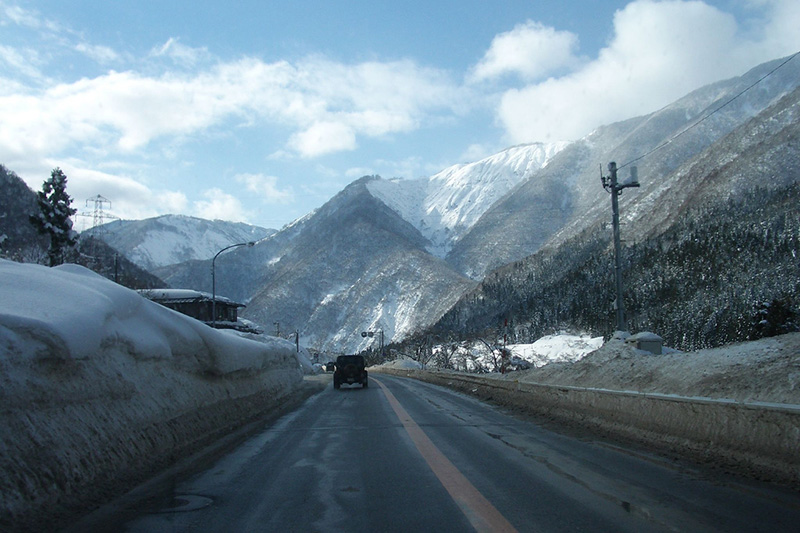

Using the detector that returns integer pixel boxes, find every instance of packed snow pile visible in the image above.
[504,332,800,405]
[508,333,604,367]
[0,260,303,531]
[374,357,424,371]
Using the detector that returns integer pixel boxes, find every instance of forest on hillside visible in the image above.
[427,182,800,352]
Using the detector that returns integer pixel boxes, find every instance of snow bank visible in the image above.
[0,261,290,375]
[372,357,424,371]
[508,333,604,367]
[293,345,321,374]
[0,260,303,531]
[517,334,800,405]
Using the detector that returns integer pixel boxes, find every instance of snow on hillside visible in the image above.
[0,259,303,529]
[367,142,568,257]
[89,215,273,270]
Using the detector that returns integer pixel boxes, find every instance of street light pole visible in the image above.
[211,241,255,328]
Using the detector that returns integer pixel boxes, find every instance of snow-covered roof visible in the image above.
[627,332,664,343]
[138,288,244,307]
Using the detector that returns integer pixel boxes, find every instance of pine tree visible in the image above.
[29,167,78,266]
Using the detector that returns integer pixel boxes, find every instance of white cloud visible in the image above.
[235,173,293,203]
[15,160,189,227]
[3,3,104,59]
[278,57,465,155]
[288,121,357,157]
[75,42,119,64]
[469,21,581,82]
[748,0,800,58]
[489,0,800,143]
[150,38,211,67]
[7,0,798,229]
[192,188,251,222]
[459,143,499,163]
[2,4,45,29]
[0,44,45,81]
[0,54,464,165]
[374,156,426,180]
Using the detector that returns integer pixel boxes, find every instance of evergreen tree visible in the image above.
[29,167,78,266]
[750,298,799,339]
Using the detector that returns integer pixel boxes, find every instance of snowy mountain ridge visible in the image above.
[367,142,568,257]
[445,55,800,278]
[85,214,274,271]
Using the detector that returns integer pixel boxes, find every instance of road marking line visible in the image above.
[374,377,518,533]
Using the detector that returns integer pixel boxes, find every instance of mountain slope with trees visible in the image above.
[446,56,800,279]
[0,165,48,263]
[430,85,800,352]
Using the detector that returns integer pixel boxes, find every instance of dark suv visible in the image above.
[333,355,368,389]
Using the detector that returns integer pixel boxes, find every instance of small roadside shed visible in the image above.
[625,332,664,355]
[138,288,245,327]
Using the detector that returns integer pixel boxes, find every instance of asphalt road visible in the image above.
[70,374,800,532]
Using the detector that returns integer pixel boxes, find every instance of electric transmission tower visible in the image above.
[79,195,118,231]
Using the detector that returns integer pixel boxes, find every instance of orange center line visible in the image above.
[374,377,518,533]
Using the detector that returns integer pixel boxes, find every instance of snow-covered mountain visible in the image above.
[85,215,274,271]
[435,81,800,350]
[117,55,800,354]
[160,177,477,353]
[446,55,800,278]
[367,142,568,257]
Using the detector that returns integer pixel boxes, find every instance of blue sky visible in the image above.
[1,1,798,230]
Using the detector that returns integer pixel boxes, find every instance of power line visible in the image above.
[619,51,800,170]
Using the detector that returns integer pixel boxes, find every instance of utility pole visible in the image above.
[602,162,639,332]
[361,329,384,357]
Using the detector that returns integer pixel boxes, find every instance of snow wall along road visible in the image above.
[0,261,304,532]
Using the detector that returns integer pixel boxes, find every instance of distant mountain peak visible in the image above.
[366,142,568,257]
[86,216,274,271]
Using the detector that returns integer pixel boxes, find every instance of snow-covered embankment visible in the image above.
[0,260,303,530]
